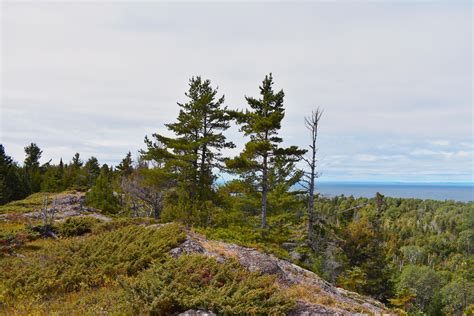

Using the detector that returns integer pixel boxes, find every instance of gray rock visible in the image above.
[228,244,282,275]
[17,192,112,223]
[170,237,206,258]
[288,301,345,316]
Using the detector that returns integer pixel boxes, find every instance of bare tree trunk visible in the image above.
[308,121,317,242]
[303,109,322,243]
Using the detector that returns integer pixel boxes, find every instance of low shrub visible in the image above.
[0,223,185,304]
[94,217,159,233]
[0,221,40,256]
[123,254,294,315]
[196,224,291,259]
[2,285,132,315]
[56,217,101,237]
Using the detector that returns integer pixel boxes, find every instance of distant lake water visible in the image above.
[316,182,474,202]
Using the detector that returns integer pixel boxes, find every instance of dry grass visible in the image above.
[200,238,240,259]
[283,283,373,314]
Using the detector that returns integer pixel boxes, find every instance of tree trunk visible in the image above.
[262,154,268,228]
[200,144,208,200]
[200,114,209,200]
[304,109,322,245]
[308,129,316,242]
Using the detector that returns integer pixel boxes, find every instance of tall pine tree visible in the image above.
[226,74,306,228]
[116,152,134,177]
[143,76,234,207]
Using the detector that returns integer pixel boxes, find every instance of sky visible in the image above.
[1,1,472,183]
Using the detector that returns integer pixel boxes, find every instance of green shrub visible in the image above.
[0,221,41,256]
[123,254,294,315]
[56,217,101,237]
[0,223,185,304]
[84,170,120,214]
[94,217,159,233]
[196,222,291,259]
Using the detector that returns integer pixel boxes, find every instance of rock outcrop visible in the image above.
[168,230,387,315]
[0,192,112,222]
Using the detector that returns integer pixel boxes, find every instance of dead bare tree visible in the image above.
[300,108,323,244]
[120,165,175,219]
[40,196,57,226]
[32,195,58,238]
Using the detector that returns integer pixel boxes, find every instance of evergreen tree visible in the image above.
[41,165,63,192]
[58,158,65,183]
[85,165,120,213]
[0,144,24,204]
[84,156,101,186]
[116,151,134,177]
[71,153,83,169]
[226,74,306,228]
[267,156,304,213]
[24,143,42,169]
[65,152,85,188]
[143,76,234,207]
[23,143,43,193]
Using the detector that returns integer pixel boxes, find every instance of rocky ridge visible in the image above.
[163,227,388,315]
[0,192,112,222]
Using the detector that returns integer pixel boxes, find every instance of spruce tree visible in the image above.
[71,153,83,169]
[66,152,84,188]
[85,164,120,213]
[84,156,101,186]
[23,143,43,193]
[226,74,306,228]
[116,152,133,177]
[58,158,65,185]
[41,165,63,192]
[0,144,24,204]
[24,143,42,169]
[143,76,234,206]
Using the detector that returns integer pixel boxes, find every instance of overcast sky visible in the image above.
[1,1,472,182]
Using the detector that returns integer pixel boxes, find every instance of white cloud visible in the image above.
[1,2,472,181]
[429,140,450,146]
